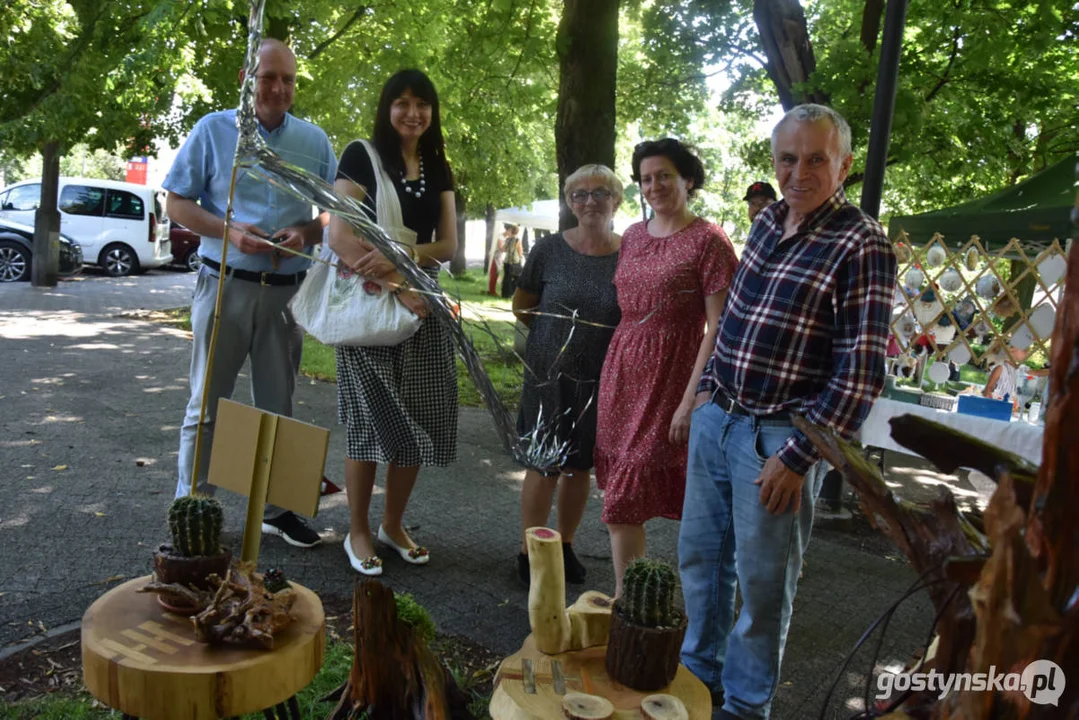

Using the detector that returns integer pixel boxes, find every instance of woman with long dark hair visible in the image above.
[327,69,458,576]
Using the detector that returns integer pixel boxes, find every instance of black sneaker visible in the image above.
[262,511,322,548]
[517,552,530,588]
[562,543,587,584]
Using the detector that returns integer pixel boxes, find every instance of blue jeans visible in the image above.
[678,401,822,719]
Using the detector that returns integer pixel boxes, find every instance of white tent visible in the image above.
[494,198,638,234]
[494,199,560,232]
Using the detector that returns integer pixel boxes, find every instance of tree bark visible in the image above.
[555,0,618,231]
[859,0,886,54]
[325,580,474,720]
[32,141,61,288]
[752,0,829,110]
[450,195,467,276]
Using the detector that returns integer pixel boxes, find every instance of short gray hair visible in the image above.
[771,104,852,158]
[564,164,624,203]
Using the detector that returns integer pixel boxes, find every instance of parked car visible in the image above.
[0,218,83,282]
[0,177,171,277]
[169,222,201,272]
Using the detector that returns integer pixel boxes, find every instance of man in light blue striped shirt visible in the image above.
[164,38,336,548]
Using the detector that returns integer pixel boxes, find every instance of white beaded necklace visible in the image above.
[398,157,426,199]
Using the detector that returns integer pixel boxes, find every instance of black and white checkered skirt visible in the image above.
[335,270,459,466]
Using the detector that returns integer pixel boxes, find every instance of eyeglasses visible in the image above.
[255,72,296,87]
[569,188,613,204]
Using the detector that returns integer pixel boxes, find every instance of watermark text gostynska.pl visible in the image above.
[877,660,1065,706]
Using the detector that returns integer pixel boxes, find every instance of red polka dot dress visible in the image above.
[595,218,736,524]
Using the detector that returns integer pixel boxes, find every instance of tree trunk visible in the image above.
[555,0,619,231]
[325,580,474,720]
[32,141,61,288]
[859,0,886,54]
[752,0,829,110]
[450,195,467,276]
[484,202,496,272]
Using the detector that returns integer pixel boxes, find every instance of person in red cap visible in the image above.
[743,181,778,223]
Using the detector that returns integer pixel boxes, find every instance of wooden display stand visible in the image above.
[82,576,325,720]
[490,529,709,719]
[491,635,709,719]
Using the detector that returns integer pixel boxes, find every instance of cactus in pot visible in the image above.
[151,496,232,610]
[167,495,224,557]
[605,558,687,691]
[621,558,681,628]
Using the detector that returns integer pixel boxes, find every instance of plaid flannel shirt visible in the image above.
[698,187,897,475]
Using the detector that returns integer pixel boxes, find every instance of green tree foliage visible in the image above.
[0,1,196,159]
[10,144,129,183]
[690,0,1079,215]
[178,0,561,216]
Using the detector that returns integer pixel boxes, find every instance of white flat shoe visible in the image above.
[344,533,382,576]
[377,525,430,565]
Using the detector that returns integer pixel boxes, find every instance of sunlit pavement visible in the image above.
[0,270,965,716]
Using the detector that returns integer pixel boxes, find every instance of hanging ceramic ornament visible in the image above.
[948,343,972,365]
[938,268,963,293]
[895,313,916,339]
[906,267,925,289]
[1028,303,1056,338]
[927,361,950,385]
[926,245,947,268]
[975,275,1001,300]
[913,287,943,327]
[933,315,957,346]
[971,320,993,345]
[1009,323,1035,350]
[1038,254,1067,286]
[965,247,980,272]
[952,296,976,329]
[894,242,911,264]
[992,295,1017,318]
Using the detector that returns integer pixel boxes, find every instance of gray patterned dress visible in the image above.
[516,233,620,471]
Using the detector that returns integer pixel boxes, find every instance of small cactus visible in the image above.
[167,496,223,557]
[621,558,681,628]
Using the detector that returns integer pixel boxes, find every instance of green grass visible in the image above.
[149,267,523,409]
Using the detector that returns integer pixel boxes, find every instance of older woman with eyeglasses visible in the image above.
[595,138,737,597]
[512,164,624,588]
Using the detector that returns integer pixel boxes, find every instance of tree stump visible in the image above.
[324,579,473,720]
[604,602,687,692]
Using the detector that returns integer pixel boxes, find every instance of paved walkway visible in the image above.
[0,271,972,717]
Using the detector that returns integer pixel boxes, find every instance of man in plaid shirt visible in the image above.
[679,104,897,720]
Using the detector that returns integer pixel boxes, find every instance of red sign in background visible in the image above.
[126,157,148,185]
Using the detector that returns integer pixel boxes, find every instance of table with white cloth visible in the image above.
[858,397,1045,468]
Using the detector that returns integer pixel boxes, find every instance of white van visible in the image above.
[0,177,171,276]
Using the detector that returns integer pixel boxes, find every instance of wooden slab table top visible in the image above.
[81,575,324,720]
[490,634,711,720]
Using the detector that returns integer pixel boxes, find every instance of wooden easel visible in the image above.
[206,398,330,564]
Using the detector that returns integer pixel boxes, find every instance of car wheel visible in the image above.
[0,241,30,282]
[99,243,140,277]
[184,248,201,272]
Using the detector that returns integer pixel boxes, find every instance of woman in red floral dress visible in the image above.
[595,138,737,597]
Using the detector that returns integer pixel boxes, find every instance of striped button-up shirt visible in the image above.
[698,187,897,474]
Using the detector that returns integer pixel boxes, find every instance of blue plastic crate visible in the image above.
[957,395,1013,422]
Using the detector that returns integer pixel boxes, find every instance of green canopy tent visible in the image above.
[887,156,1076,254]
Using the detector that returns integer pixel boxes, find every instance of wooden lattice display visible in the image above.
[889,232,1069,377]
